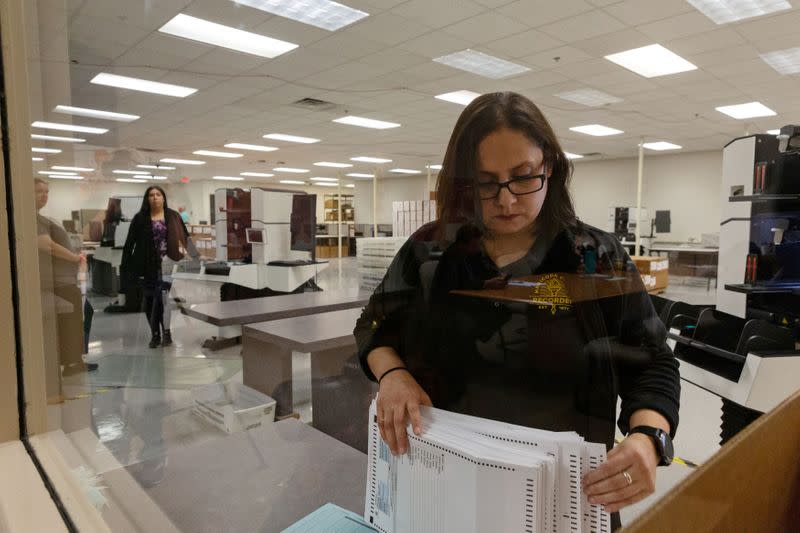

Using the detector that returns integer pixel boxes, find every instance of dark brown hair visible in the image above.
[436,92,577,240]
[139,185,169,214]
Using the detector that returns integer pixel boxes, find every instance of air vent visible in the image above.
[292,97,338,111]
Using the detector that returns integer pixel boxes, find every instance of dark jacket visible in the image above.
[121,208,188,284]
[354,220,681,449]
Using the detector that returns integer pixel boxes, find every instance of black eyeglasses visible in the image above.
[469,174,546,200]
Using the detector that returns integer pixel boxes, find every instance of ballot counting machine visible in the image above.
[661,126,800,444]
[173,187,327,294]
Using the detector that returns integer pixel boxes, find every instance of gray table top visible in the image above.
[182,288,371,326]
[147,418,367,533]
[243,308,363,352]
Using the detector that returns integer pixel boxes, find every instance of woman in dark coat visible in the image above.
[354,92,681,528]
[121,186,193,348]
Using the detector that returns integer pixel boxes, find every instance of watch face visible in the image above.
[659,430,674,463]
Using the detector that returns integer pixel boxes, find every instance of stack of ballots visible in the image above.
[364,400,610,533]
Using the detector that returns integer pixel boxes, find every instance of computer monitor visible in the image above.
[245,227,266,245]
[290,194,317,259]
[655,210,671,233]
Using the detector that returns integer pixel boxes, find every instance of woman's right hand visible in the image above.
[377,369,432,456]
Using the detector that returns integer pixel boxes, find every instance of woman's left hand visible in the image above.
[581,433,660,513]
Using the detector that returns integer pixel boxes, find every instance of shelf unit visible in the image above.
[729,194,800,203]
[323,193,354,222]
[187,224,216,259]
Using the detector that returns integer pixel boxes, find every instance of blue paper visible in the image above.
[281,503,377,533]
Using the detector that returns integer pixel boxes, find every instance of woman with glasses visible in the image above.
[354,92,680,527]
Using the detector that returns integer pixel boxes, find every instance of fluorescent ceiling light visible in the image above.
[760,46,800,75]
[347,172,374,178]
[311,177,338,182]
[193,149,243,158]
[314,161,353,168]
[39,171,77,176]
[54,105,139,122]
[213,176,245,181]
[333,116,400,129]
[134,175,167,180]
[48,175,84,180]
[279,180,306,185]
[767,129,781,135]
[390,168,421,174]
[687,0,790,24]
[91,73,197,98]
[564,152,584,159]
[224,142,278,152]
[52,165,93,172]
[435,90,481,106]
[32,147,61,154]
[643,141,682,151]
[350,156,391,164]
[159,13,298,59]
[273,167,309,173]
[160,158,206,165]
[263,133,320,144]
[32,157,44,162]
[233,0,368,31]
[556,88,623,107]
[605,44,697,78]
[116,178,148,183]
[433,49,530,79]
[31,134,85,143]
[426,164,442,170]
[32,121,108,134]
[240,172,275,177]
[314,182,339,187]
[137,164,176,170]
[715,101,776,119]
[569,124,624,136]
[113,170,145,175]
[345,183,355,188]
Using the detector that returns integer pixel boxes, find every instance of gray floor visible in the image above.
[50,260,723,529]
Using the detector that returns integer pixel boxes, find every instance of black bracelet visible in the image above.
[378,366,409,385]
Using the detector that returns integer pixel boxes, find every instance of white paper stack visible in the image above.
[364,401,610,533]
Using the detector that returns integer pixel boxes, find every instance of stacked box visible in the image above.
[631,256,669,291]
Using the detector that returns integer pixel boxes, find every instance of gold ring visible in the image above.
[622,470,633,486]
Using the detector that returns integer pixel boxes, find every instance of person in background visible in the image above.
[35,178,97,376]
[354,92,680,530]
[178,206,190,224]
[121,186,195,348]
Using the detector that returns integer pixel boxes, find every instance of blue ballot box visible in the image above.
[282,503,376,533]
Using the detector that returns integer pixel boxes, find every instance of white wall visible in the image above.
[571,150,722,243]
[354,175,429,225]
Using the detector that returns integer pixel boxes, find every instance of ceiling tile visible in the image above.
[664,28,746,57]
[571,29,653,57]
[347,12,434,46]
[483,29,564,59]
[498,0,594,27]
[520,45,593,70]
[603,0,693,26]
[637,11,717,42]
[539,10,627,43]
[441,11,529,44]
[390,0,487,28]
[396,31,474,58]
[735,9,800,41]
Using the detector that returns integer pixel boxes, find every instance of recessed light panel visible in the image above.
[279,180,306,185]
[91,73,197,98]
[314,161,353,168]
[32,147,61,154]
[213,176,245,181]
[273,167,310,173]
[160,158,206,165]
[32,121,108,134]
[240,172,275,177]
[193,149,243,158]
[556,89,623,107]
[389,168,421,174]
[233,0,368,31]
[569,124,624,136]
[311,177,338,182]
[224,143,278,152]
[427,164,443,170]
[346,173,375,178]
[433,49,530,79]
[333,116,400,129]
[31,134,86,143]
[564,152,584,159]
[54,105,139,122]
[687,0,790,24]
[264,133,320,144]
[159,14,298,59]
[716,101,776,119]
[350,156,391,163]
[760,47,800,75]
[138,164,176,170]
[52,166,94,172]
[434,90,481,106]
[605,44,697,78]
[116,178,148,183]
[643,141,682,151]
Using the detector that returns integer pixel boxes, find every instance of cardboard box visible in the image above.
[631,256,669,274]
[192,382,276,434]
[324,199,339,209]
[624,389,800,532]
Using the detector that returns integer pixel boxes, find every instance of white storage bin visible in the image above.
[192,382,276,434]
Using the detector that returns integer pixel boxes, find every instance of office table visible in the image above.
[650,245,719,289]
[182,289,370,350]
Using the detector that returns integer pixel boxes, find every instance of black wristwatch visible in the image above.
[629,426,674,466]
